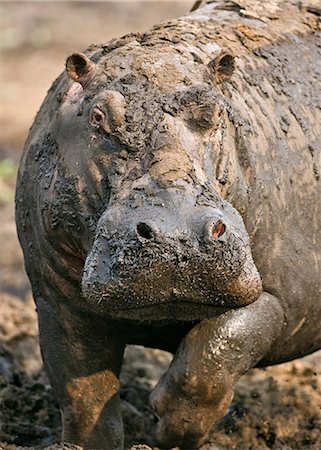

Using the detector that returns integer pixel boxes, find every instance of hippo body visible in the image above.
[16,0,321,448]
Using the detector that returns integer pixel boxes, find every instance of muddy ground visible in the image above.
[1,2,321,450]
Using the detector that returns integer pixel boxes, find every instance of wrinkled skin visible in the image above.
[15,0,321,448]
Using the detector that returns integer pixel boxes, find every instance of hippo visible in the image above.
[15,0,321,448]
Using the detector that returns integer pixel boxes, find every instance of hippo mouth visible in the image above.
[81,280,262,322]
[94,298,233,322]
[81,244,263,321]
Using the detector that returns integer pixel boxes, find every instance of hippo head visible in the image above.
[49,36,262,321]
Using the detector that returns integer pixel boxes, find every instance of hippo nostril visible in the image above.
[211,220,226,240]
[137,222,153,239]
[153,413,160,424]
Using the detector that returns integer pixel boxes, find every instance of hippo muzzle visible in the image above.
[81,188,262,321]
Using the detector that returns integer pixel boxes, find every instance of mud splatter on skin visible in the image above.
[15,0,321,448]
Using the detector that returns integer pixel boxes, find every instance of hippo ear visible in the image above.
[65,52,95,85]
[208,52,235,84]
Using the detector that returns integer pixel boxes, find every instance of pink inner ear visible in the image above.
[62,82,84,104]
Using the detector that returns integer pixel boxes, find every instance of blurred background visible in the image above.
[0,1,191,158]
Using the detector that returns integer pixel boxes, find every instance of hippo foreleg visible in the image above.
[149,293,285,448]
[37,299,125,450]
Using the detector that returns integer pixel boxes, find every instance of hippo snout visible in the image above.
[81,193,262,320]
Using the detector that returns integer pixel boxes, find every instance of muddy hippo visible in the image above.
[15,0,321,448]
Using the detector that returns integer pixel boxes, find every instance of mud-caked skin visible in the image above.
[16,0,321,448]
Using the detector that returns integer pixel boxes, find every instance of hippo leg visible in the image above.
[36,298,125,450]
[149,292,285,448]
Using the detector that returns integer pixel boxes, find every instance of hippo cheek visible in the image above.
[81,234,113,302]
[224,257,263,305]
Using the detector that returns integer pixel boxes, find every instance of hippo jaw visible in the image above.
[81,262,262,322]
[81,191,262,321]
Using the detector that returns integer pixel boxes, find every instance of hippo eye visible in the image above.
[90,107,105,127]
[212,220,226,239]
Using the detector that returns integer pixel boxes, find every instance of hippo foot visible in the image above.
[149,366,234,448]
[149,293,285,448]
